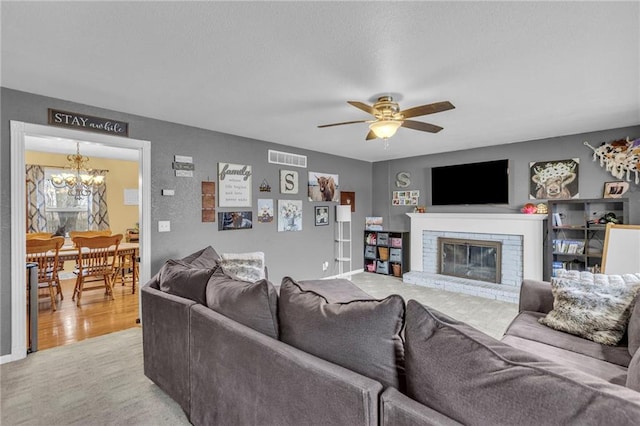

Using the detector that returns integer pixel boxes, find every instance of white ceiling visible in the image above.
[2,1,639,162]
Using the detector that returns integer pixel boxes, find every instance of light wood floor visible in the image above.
[35,274,140,351]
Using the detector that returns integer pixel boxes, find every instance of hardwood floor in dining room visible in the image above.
[37,276,140,351]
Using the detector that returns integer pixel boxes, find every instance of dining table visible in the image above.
[54,242,140,293]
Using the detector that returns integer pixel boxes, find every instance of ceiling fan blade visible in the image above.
[347,101,376,116]
[365,130,377,140]
[400,101,455,119]
[317,120,369,128]
[402,120,443,133]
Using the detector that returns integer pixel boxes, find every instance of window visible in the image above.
[44,168,90,233]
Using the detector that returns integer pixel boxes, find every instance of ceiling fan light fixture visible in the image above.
[369,120,402,139]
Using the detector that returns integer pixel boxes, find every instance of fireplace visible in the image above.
[404,213,546,303]
[438,237,502,284]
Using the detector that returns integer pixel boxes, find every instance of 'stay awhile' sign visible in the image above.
[48,108,129,136]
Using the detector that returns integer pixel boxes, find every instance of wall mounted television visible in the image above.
[431,159,509,205]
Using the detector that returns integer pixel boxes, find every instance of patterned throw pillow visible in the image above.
[539,270,640,345]
[219,251,265,282]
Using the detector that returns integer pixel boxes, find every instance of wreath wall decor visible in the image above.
[584,137,640,185]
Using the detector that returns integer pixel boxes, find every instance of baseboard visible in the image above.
[0,351,24,365]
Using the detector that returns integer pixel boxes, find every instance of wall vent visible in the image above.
[268,150,307,168]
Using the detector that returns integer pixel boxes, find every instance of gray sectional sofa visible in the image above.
[142,247,640,425]
[503,278,640,389]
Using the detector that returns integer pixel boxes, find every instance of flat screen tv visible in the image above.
[431,159,509,205]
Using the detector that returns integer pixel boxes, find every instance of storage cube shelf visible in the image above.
[364,230,409,277]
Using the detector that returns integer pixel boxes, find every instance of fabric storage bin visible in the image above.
[377,233,389,246]
[390,238,402,248]
[389,248,402,262]
[378,247,389,261]
[392,263,402,277]
[364,245,376,259]
[365,261,376,272]
[376,260,389,274]
[365,233,377,245]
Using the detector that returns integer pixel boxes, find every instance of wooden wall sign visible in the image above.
[202,181,215,222]
[48,108,129,136]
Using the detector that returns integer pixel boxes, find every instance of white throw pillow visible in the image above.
[539,270,640,345]
[219,251,266,282]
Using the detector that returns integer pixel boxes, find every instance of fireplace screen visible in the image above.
[438,237,502,283]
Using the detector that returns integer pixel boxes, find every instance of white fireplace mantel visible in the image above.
[406,213,547,281]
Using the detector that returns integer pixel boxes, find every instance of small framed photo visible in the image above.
[603,181,629,199]
[218,211,253,231]
[315,206,329,226]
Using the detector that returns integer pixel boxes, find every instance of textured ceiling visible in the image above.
[2,1,639,162]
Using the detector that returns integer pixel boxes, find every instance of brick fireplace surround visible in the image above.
[404,213,547,303]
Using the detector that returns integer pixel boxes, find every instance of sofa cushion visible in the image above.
[206,268,279,339]
[629,297,640,356]
[278,276,405,390]
[181,245,220,268]
[158,259,215,305]
[505,311,632,367]
[501,334,628,386]
[539,271,640,346]
[219,251,265,282]
[404,300,640,425]
[628,348,640,392]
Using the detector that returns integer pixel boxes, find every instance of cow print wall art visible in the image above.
[529,158,579,200]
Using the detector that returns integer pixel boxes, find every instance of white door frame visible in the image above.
[4,120,151,364]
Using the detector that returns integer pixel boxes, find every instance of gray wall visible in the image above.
[372,126,640,231]
[0,88,372,356]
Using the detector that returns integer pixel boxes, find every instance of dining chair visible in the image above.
[113,252,139,293]
[69,230,112,247]
[26,232,54,240]
[26,236,65,312]
[72,234,123,307]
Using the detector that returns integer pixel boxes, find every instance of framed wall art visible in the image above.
[340,191,355,212]
[529,158,579,200]
[218,162,252,207]
[218,211,253,231]
[603,181,630,199]
[308,172,339,202]
[315,206,329,226]
[280,169,299,194]
[257,198,274,223]
[392,190,419,206]
[278,199,303,232]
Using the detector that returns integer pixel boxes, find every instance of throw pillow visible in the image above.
[219,251,265,282]
[278,276,405,390]
[158,259,215,305]
[205,268,279,339]
[404,300,640,425]
[181,246,220,268]
[539,270,640,345]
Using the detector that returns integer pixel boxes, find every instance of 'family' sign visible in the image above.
[218,163,252,208]
[48,108,129,136]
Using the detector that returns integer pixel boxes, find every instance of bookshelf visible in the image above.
[547,198,628,279]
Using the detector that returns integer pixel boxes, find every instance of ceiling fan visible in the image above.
[318,96,455,141]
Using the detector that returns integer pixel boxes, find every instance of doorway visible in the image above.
[9,121,151,362]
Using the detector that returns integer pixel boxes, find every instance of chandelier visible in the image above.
[50,142,105,200]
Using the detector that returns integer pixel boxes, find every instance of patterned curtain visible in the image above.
[88,170,110,230]
[25,164,47,232]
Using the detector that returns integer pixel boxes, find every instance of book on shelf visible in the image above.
[552,239,585,254]
[552,212,563,226]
